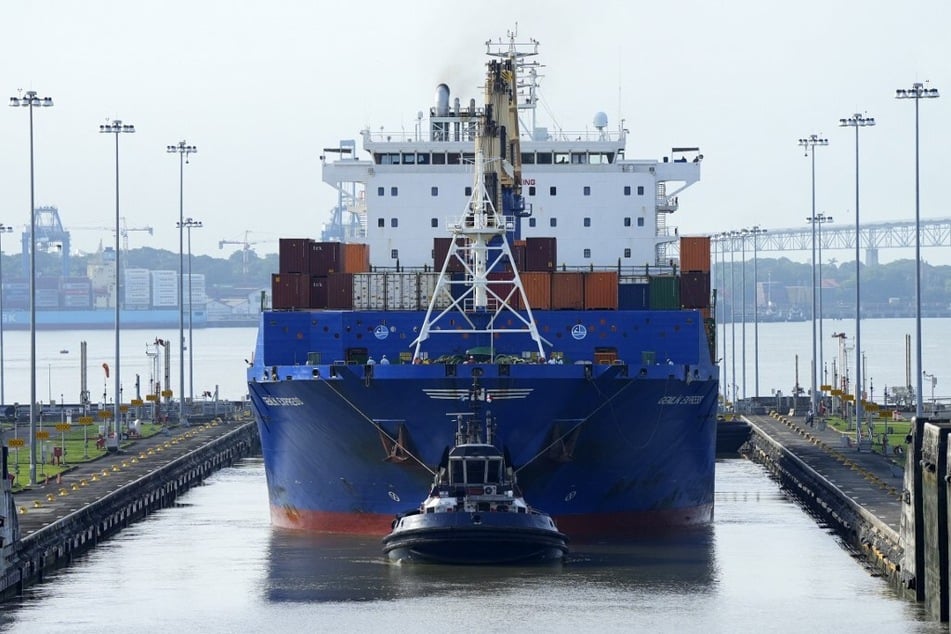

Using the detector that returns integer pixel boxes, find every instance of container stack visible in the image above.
[273,239,371,309]
[678,236,712,317]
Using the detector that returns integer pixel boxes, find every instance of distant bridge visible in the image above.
[705,218,951,264]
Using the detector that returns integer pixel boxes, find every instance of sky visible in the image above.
[1,0,949,265]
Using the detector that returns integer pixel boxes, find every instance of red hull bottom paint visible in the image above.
[270,503,715,539]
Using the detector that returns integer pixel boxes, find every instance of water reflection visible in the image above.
[264,527,716,603]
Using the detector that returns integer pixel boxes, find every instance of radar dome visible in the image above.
[593,111,609,129]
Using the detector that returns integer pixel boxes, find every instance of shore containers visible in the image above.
[184,273,207,306]
[279,238,310,274]
[679,236,711,272]
[124,268,151,308]
[36,276,60,309]
[151,270,179,308]
[583,271,618,310]
[679,271,711,309]
[2,280,29,310]
[648,276,680,309]
[551,271,584,309]
[525,237,557,272]
[60,276,92,309]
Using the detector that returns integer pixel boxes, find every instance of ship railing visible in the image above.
[445,214,516,232]
[361,128,624,144]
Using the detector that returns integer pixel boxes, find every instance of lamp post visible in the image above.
[0,224,13,410]
[166,141,197,425]
[739,229,748,402]
[812,213,833,387]
[718,233,729,403]
[896,83,939,419]
[100,120,134,449]
[839,113,874,446]
[9,90,53,485]
[177,217,202,402]
[748,226,766,397]
[729,230,739,407]
[799,134,828,420]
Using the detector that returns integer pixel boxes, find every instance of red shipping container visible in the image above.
[679,236,711,273]
[551,272,584,309]
[487,271,516,308]
[303,275,328,309]
[309,241,343,276]
[584,271,618,309]
[279,238,311,275]
[327,273,354,309]
[342,243,370,273]
[271,273,301,309]
[525,237,557,272]
[433,237,465,273]
[679,271,711,308]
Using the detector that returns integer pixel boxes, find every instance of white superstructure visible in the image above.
[320,39,701,271]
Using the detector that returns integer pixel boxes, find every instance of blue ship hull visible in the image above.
[248,308,718,539]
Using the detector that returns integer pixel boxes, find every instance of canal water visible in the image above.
[0,458,943,632]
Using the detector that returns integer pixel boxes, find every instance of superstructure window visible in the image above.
[431,218,438,228]
[549,186,557,196]
[377,186,385,196]
[522,153,535,164]
[391,187,398,196]
[637,185,645,196]
[624,185,631,196]
[637,217,645,227]
[529,218,537,227]
[583,217,591,227]
[402,153,416,165]
[583,186,591,196]
[528,186,536,196]
[417,154,430,165]
[571,153,587,164]
[537,153,552,165]
[550,218,557,227]
[624,217,632,227]
[390,249,399,260]
[380,153,400,165]
[377,218,385,228]
[464,186,472,196]
[555,153,569,164]
[431,186,438,196]
[583,248,591,258]
[432,153,446,165]
[391,218,398,228]
[624,248,631,258]
[462,153,475,164]
[447,153,461,165]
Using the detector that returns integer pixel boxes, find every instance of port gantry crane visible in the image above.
[219,230,273,275]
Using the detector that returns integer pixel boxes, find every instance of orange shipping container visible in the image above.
[679,236,711,273]
[584,271,618,310]
[342,243,370,273]
[551,272,584,309]
[517,271,552,310]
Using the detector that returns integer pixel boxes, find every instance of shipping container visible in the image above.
[36,288,60,308]
[525,237,557,272]
[648,276,680,309]
[62,292,92,308]
[353,272,387,310]
[433,237,465,273]
[183,273,207,305]
[303,275,328,309]
[279,238,311,274]
[417,272,452,310]
[679,271,710,308]
[271,273,302,309]
[486,271,516,309]
[309,241,343,275]
[679,236,711,273]
[327,273,354,309]
[551,271,584,309]
[583,271,618,310]
[618,282,649,310]
[386,272,418,310]
[517,271,552,310]
[150,270,179,308]
[342,243,370,273]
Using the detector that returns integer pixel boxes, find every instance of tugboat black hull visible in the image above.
[383,512,568,565]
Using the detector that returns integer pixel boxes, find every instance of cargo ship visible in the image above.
[247,35,718,539]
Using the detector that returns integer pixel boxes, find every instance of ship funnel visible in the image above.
[435,83,450,116]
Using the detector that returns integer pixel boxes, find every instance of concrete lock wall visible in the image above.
[900,416,929,600]
[921,421,951,622]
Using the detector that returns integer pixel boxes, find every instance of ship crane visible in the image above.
[412,34,548,362]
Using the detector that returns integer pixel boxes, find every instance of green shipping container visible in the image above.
[648,276,680,309]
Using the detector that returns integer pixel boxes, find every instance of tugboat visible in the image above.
[383,370,568,565]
